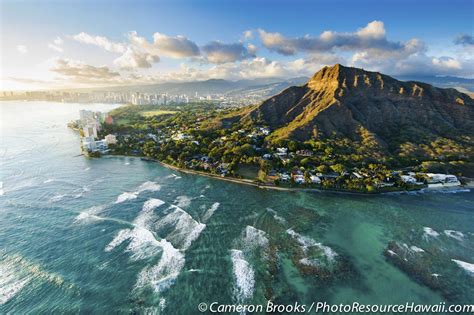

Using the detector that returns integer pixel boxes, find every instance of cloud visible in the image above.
[454,34,474,46]
[243,30,253,40]
[17,45,28,54]
[48,37,64,53]
[258,21,418,56]
[51,58,121,82]
[202,41,256,64]
[151,32,200,57]
[72,32,126,53]
[113,47,160,69]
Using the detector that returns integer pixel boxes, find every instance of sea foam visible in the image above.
[451,259,474,275]
[444,230,464,241]
[202,202,220,222]
[230,249,255,304]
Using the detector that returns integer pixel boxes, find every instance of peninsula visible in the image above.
[72,65,474,193]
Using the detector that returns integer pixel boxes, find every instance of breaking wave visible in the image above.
[174,195,192,208]
[230,249,255,305]
[115,181,161,204]
[155,205,206,250]
[135,239,185,294]
[0,253,74,305]
[287,229,338,264]
[451,259,474,275]
[201,202,220,222]
[422,227,440,239]
[266,208,286,224]
[106,198,166,260]
[444,230,464,241]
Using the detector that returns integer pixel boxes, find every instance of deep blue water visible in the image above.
[1,101,473,314]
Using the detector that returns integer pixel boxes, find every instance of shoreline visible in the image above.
[104,155,419,196]
[100,154,472,196]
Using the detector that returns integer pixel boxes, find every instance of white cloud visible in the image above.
[202,41,256,64]
[48,37,64,53]
[258,21,417,56]
[243,30,253,40]
[113,47,160,69]
[17,45,28,54]
[50,58,121,82]
[72,32,126,53]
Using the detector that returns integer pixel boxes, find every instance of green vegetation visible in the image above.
[99,103,473,193]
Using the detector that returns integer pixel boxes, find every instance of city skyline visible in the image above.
[1,0,473,91]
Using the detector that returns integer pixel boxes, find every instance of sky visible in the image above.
[1,0,473,90]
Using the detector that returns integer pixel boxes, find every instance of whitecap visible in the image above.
[231,249,255,304]
[0,263,31,305]
[423,227,439,239]
[174,195,191,208]
[105,227,162,261]
[451,259,474,275]
[202,202,220,222]
[43,178,55,184]
[137,181,161,193]
[49,193,67,203]
[444,230,464,241]
[156,206,206,250]
[286,229,337,263]
[84,167,90,171]
[266,208,286,224]
[135,239,185,293]
[241,226,269,251]
[410,246,425,253]
[115,192,138,204]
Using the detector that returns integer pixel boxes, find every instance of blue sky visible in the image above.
[2,0,473,90]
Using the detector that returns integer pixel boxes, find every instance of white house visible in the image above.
[83,124,98,139]
[310,175,321,184]
[400,175,417,184]
[105,134,117,145]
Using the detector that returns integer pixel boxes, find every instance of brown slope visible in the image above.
[243,64,474,143]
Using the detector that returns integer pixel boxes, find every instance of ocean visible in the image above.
[1,101,473,313]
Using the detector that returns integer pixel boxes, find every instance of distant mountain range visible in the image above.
[66,73,473,99]
[228,64,474,147]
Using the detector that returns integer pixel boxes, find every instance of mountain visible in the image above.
[239,64,474,145]
[85,77,309,97]
[395,75,474,93]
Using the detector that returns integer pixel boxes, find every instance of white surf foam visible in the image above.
[410,246,425,253]
[241,226,269,251]
[0,262,31,305]
[174,195,192,208]
[423,227,440,239]
[444,230,464,241]
[106,198,166,260]
[43,178,55,184]
[231,249,255,304]
[266,208,286,224]
[202,202,220,222]
[156,206,206,250]
[135,239,185,293]
[115,192,138,204]
[137,181,161,193]
[115,182,161,204]
[451,259,474,275]
[75,205,106,222]
[286,229,337,263]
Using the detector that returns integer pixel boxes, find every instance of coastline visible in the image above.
[104,155,409,195]
[98,154,472,196]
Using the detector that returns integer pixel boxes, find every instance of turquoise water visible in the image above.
[0,101,473,314]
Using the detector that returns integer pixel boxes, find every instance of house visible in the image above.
[262,153,272,160]
[83,124,98,139]
[296,149,313,157]
[279,173,291,181]
[105,134,117,145]
[310,175,321,184]
[293,174,305,184]
[400,175,417,184]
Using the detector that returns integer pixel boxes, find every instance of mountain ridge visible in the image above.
[237,64,473,146]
